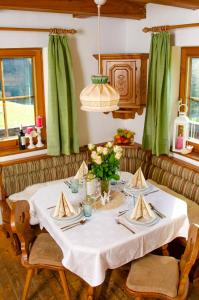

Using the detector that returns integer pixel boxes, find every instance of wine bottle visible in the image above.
[18,125,26,150]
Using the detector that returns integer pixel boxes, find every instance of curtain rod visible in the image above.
[143,23,199,33]
[0,26,77,34]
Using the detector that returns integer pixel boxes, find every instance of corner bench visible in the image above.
[147,155,199,283]
[0,150,89,254]
[148,155,199,225]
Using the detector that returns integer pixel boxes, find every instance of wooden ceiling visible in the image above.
[0,0,199,20]
[139,0,199,10]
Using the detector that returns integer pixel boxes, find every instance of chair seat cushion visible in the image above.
[29,233,63,267]
[148,179,199,225]
[126,254,179,297]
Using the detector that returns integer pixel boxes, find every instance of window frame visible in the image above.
[0,48,45,153]
[180,47,199,153]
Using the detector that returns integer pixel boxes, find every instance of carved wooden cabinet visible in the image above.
[94,53,149,119]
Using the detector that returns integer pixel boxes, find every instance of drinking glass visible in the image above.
[83,204,92,217]
[70,178,79,193]
[127,194,136,209]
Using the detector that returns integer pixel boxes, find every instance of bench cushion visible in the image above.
[148,179,199,224]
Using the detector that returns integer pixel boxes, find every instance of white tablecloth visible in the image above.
[28,173,189,287]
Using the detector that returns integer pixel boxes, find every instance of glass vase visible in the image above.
[101,179,109,195]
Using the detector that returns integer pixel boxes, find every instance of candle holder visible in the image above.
[36,127,44,148]
[172,101,189,152]
[25,130,37,149]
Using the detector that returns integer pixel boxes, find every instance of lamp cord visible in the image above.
[97,4,101,75]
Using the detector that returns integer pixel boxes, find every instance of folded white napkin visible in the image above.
[130,167,148,189]
[74,161,88,180]
[130,194,154,221]
[53,192,76,218]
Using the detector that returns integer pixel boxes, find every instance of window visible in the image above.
[180,47,199,150]
[0,48,45,152]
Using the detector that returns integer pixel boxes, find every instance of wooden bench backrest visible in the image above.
[0,151,88,197]
[148,156,199,204]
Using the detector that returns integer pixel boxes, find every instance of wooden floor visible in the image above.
[1,231,199,300]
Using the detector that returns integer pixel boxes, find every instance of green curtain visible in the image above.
[142,32,171,156]
[47,35,79,156]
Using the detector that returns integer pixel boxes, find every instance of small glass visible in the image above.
[127,194,136,209]
[70,178,79,193]
[83,196,93,217]
[83,204,92,217]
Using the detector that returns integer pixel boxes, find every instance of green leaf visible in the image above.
[113,174,120,180]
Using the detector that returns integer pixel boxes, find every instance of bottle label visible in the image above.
[21,136,26,146]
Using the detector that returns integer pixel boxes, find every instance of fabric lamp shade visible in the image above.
[80,75,119,112]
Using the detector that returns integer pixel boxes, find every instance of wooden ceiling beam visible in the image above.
[151,0,199,9]
[2,0,199,21]
[137,0,199,10]
[0,0,146,20]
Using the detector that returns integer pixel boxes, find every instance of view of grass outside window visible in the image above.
[0,58,35,139]
[0,48,45,153]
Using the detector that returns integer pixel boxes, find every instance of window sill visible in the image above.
[0,146,47,163]
[170,150,199,167]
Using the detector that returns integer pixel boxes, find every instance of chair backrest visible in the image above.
[11,200,36,263]
[178,224,199,297]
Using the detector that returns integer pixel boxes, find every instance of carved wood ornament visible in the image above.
[94,53,148,119]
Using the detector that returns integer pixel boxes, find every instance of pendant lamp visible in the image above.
[80,0,120,112]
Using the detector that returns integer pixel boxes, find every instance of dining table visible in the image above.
[18,171,189,300]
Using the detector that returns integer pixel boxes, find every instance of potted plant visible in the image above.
[114,128,135,145]
[88,142,123,194]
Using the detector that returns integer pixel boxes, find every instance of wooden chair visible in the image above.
[11,200,71,300]
[125,224,199,300]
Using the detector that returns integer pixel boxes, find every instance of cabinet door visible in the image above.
[102,59,139,108]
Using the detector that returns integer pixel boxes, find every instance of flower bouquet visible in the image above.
[114,128,135,145]
[88,142,123,194]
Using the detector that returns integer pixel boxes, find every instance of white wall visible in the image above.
[2,5,199,147]
[124,3,199,144]
[0,10,128,147]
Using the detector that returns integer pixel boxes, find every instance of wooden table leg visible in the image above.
[94,284,103,300]
[87,269,113,300]
[87,286,95,300]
